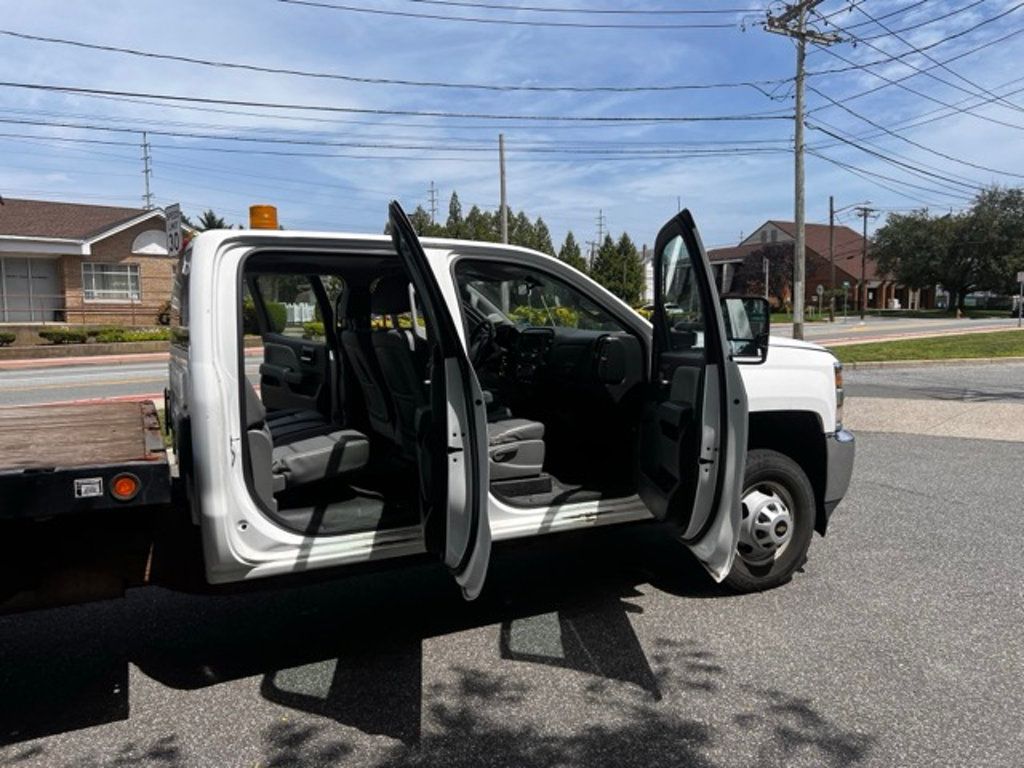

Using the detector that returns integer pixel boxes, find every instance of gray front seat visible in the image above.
[368,275,547,480]
[244,381,369,511]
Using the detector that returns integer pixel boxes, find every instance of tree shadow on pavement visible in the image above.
[0,524,875,767]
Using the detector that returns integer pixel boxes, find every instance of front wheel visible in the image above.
[723,449,815,593]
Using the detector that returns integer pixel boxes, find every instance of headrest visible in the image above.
[370,274,411,315]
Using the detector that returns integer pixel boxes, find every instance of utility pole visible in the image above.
[854,205,877,319]
[428,181,438,225]
[766,1,839,340]
[828,195,835,322]
[498,133,508,244]
[596,209,606,245]
[141,131,154,210]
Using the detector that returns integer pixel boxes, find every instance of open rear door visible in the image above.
[388,201,491,600]
[638,210,748,581]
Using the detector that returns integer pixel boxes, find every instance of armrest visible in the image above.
[260,363,302,384]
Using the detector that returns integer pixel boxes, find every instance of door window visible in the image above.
[659,235,706,354]
[455,261,622,332]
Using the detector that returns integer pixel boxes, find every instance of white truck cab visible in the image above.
[167,204,854,600]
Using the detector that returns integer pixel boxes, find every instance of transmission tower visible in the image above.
[141,131,154,209]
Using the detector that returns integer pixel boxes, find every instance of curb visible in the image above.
[0,342,263,370]
[843,356,1024,370]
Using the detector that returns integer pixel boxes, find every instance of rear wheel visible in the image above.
[723,449,815,593]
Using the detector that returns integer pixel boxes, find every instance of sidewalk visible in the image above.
[844,396,1024,443]
[0,345,263,371]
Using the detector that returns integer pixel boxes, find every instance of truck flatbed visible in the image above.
[0,401,172,519]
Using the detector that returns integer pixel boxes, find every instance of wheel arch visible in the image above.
[747,410,829,535]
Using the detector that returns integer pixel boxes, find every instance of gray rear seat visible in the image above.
[244,381,369,511]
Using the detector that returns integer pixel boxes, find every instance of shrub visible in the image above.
[85,326,118,339]
[0,332,15,347]
[94,328,171,343]
[242,298,287,335]
[302,321,325,340]
[38,327,89,345]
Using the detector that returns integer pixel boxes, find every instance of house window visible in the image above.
[760,231,768,243]
[770,230,778,243]
[82,263,141,301]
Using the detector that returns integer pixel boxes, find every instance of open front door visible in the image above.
[638,210,748,582]
[388,201,491,600]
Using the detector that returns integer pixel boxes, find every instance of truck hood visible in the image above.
[768,335,831,354]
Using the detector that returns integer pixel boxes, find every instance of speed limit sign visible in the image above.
[165,203,183,258]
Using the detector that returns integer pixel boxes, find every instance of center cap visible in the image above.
[775,521,789,537]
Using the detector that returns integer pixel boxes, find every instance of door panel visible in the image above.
[388,201,491,600]
[639,210,748,581]
[259,335,329,415]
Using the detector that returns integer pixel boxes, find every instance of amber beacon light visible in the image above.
[249,204,279,229]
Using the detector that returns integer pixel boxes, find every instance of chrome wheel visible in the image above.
[737,482,794,566]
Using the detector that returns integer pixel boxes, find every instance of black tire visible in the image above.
[723,449,815,593]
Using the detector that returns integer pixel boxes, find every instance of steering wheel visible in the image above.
[468,316,496,366]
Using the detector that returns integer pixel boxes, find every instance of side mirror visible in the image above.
[721,296,770,364]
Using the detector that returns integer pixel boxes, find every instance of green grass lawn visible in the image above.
[833,330,1024,363]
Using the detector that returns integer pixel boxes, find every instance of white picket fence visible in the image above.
[284,302,316,325]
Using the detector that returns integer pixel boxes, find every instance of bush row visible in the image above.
[0,332,15,347]
[36,327,172,345]
[242,298,287,335]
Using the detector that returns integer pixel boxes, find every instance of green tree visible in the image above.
[590,233,644,304]
[533,217,555,256]
[446,191,464,238]
[874,210,972,310]
[192,209,229,231]
[508,210,535,249]
[464,205,499,242]
[963,186,1024,293]
[558,230,587,273]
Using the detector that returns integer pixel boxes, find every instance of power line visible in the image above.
[406,0,753,14]
[0,80,793,123]
[826,13,1024,115]
[814,0,981,42]
[806,85,1024,180]
[806,3,1024,78]
[849,3,1024,114]
[808,125,984,194]
[807,24,1024,119]
[0,28,790,95]
[277,0,742,29]
[808,150,969,207]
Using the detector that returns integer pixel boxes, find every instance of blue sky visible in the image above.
[1,0,1023,249]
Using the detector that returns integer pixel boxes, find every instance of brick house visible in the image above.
[708,220,936,311]
[0,198,176,325]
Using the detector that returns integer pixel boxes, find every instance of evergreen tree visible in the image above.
[446,191,464,237]
[509,210,535,249]
[590,233,644,304]
[465,205,499,242]
[558,231,587,274]
[533,217,555,256]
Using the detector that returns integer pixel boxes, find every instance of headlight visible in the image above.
[834,360,844,430]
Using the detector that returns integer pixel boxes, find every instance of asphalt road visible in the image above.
[1,317,1021,407]
[1,426,1022,767]
[845,360,1024,402]
[776,315,1020,345]
[0,358,261,407]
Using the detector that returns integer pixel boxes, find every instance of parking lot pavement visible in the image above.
[2,425,1022,767]
[843,361,1024,442]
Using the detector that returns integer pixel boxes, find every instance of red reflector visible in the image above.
[111,473,141,501]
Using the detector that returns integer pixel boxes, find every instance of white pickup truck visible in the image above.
[0,203,853,612]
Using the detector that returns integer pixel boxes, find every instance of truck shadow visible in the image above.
[0,525,873,766]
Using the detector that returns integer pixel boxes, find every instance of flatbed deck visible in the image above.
[0,401,171,518]
[0,401,166,470]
